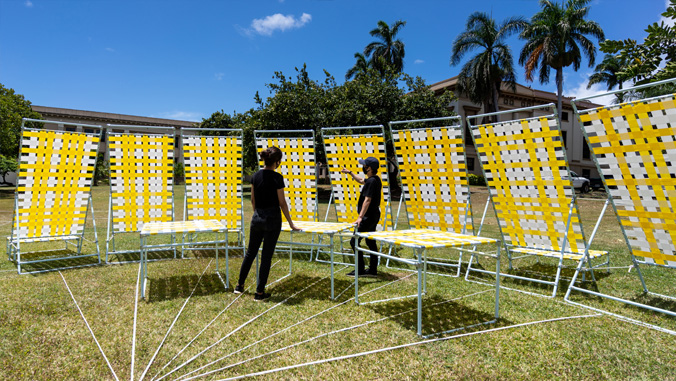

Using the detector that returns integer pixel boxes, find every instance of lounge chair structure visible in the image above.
[105,126,176,263]
[320,125,394,258]
[352,116,500,337]
[254,130,354,299]
[567,80,676,334]
[7,118,102,274]
[466,105,609,298]
[386,116,479,277]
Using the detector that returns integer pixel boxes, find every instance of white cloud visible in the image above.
[25,0,33,7]
[156,111,202,122]
[414,59,424,64]
[661,0,675,26]
[565,74,618,106]
[250,13,311,36]
[105,47,115,52]
[215,72,224,81]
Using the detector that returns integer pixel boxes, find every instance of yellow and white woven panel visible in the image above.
[256,135,316,222]
[183,135,243,230]
[140,219,225,236]
[578,95,676,267]
[473,115,589,254]
[109,133,174,232]
[394,126,472,233]
[359,228,496,249]
[13,129,99,239]
[323,133,391,229]
[281,220,354,234]
[511,247,608,261]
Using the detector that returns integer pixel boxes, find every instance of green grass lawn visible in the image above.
[0,185,674,380]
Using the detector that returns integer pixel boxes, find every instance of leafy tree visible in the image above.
[345,52,372,81]
[93,152,109,186]
[519,0,604,120]
[586,54,628,103]
[196,109,257,170]
[0,83,42,158]
[364,20,407,74]
[0,155,18,185]
[450,12,528,115]
[173,161,185,185]
[600,0,676,87]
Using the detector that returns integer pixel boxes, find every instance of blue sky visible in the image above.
[0,0,670,122]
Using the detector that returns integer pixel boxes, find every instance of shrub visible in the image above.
[468,173,486,186]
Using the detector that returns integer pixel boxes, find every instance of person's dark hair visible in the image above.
[260,146,283,167]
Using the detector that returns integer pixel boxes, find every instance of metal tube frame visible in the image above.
[10,119,103,274]
[465,104,609,297]
[565,80,676,329]
[105,126,177,264]
[354,232,501,337]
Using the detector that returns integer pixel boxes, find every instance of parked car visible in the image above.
[565,171,590,193]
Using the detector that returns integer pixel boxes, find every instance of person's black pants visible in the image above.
[238,210,282,294]
[350,213,380,273]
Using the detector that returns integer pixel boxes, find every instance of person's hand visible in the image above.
[354,216,362,227]
[341,168,351,174]
[290,223,302,232]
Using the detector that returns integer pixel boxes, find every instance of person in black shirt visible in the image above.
[235,146,299,301]
[341,156,382,277]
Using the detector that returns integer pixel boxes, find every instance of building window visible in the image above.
[467,157,475,172]
[561,131,567,148]
[65,126,76,132]
[582,137,591,159]
[582,169,591,179]
[84,128,95,134]
[561,111,569,121]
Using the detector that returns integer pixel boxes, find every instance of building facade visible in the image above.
[429,76,602,179]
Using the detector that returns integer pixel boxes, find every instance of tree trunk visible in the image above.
[556,68,564,122]
[492,82,500,122]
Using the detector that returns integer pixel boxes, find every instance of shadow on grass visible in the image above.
[149,272,228,302]
[628,293,676,317]
[107,249,178,263]
[13,249,101,275]
[468,258,611,297]
[367,294,510,337]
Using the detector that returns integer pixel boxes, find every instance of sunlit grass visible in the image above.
[0,185,674,379]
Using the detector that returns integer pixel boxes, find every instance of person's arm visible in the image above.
[355,196,371,227]
[277,188,300,231]
[250,184,256,210]
[341,167,365,185]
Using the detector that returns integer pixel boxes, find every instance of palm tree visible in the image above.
[587,54,627,103]
[450,12,528,115]
[345,53,371,80]
[519,0,605,120]
[364,20,407,74]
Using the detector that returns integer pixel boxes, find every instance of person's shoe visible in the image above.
[254,292,271,302]
[346,270,367,277]
[233,285,244,294]
[364,268,378,277]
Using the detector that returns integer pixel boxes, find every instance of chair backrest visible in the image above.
[12,120,101,239]
[469,105,588,253]
[108,127,174,233]
[254,130,317,222]
[182,129,243,230]
[574,89,676,268]
[390,117,473,233]
[321,126,392,229]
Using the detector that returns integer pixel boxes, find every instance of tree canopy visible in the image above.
[0,83,42,158]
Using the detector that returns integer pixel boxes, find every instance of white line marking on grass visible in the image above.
[59,271,120,381]
[183,288,490,380]
[216,313,602,380]
[131,262,142,381]
[149,261,281,381]
[139,259,214,381]
[155,262,330,381]
[176,271,414,381]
